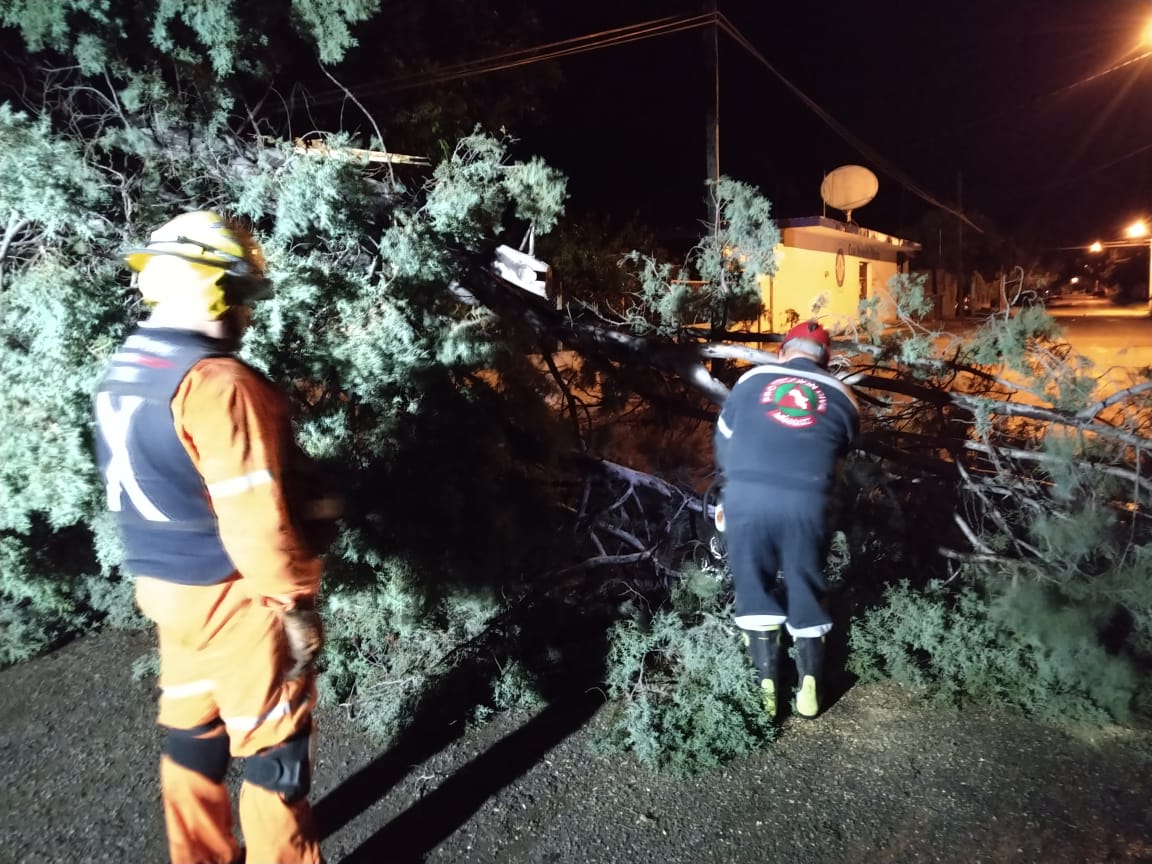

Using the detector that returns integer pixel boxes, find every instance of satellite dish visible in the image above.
[820,165,879,223]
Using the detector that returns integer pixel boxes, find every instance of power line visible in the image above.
[1049,239,1149,251]
[298,10,980,234]
[998,140,1152,200]
[302,14,714,107]
[715,12,983,233]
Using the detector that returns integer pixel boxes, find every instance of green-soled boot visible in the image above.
[760,678,778,720]
[794,636,825,719]
[741,626,782,720]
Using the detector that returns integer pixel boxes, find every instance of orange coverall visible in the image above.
[134,356,324,864]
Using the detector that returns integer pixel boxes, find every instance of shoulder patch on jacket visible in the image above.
[759,376,827,429]
[737,363,859,414]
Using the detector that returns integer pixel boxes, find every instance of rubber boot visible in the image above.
[794,636,825,719]
[741,626,782,720]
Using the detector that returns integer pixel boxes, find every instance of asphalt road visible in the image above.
[5,295,1152,864]
[1046,296,1152,370]
[4,629,1152,864]
[941,295,1152,394]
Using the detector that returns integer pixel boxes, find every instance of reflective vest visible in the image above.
[94,327,236,584]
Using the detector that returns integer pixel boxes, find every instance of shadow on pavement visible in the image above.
[315,590,614,860]
[333,690,603,864]
[313,688,466,842]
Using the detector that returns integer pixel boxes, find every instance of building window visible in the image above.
[859,262,869,299]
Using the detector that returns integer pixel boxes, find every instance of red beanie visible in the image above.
[782,320,830,353]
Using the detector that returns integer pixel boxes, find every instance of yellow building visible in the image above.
[751,216,921,336]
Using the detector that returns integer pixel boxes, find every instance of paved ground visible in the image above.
[3,628,1152,864]
[5,296,1151,864]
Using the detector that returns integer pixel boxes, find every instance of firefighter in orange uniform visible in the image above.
[94,211,331,864]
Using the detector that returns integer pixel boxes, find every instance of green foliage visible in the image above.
[0,0,377,78]
[0,597,60,666]
[0,0,119,74]
[965,304,1100,411]
[289,0,380,65]
[6,0,1151,769]
[848,578,1139,724]
[888,271,935,321]
[0,105,108,240]
[843,272,1152,729]
[0,519,141,666]
[855,273,940,362]
[131,647,161,682]
[1,258,122,533]
[489,658,544,710]
[824,529,851,583]
[1088,545,1152,661]
[968,306,1059,367]
[0,6,573,743]
[471,659,545,725]
[0,530,70,663]
[236,137,379,245]
[1037,426,1087,499]
[319,562,504,740]
[422,133,568,242]
[599,571,775,774]
[151,0,253,76]
[0,105,132,655]
[1027,502,1116,568]
[623,176,776,335]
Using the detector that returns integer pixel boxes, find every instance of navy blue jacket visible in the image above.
[714,357,859,496]
[93,328,236,584]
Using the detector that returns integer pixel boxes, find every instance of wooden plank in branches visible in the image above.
[292,138,430,165]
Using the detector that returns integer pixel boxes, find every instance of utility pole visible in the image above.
[956,171,964,310]
[1146,236,1152,315]
[703,0,725,361]
[704,0,720,227]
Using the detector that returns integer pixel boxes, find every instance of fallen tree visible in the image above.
[2,6,1149,774]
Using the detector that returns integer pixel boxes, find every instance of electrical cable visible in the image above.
[999,140,1152,199]
[301,14,713,106]
[715,12,983,233]
[294,8,982,235]
[378,16,712,93]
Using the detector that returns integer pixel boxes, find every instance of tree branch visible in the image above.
[0,215,30,319]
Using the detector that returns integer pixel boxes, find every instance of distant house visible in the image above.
[746,215,922,336]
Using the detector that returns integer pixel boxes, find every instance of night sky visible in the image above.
[512,0,1152,250]
[4,1,1146,252]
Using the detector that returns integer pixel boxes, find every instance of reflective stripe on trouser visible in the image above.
[722,483,832,634]
[136,575,323,864]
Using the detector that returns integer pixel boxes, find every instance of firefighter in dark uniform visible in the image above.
[714,320,859,720]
